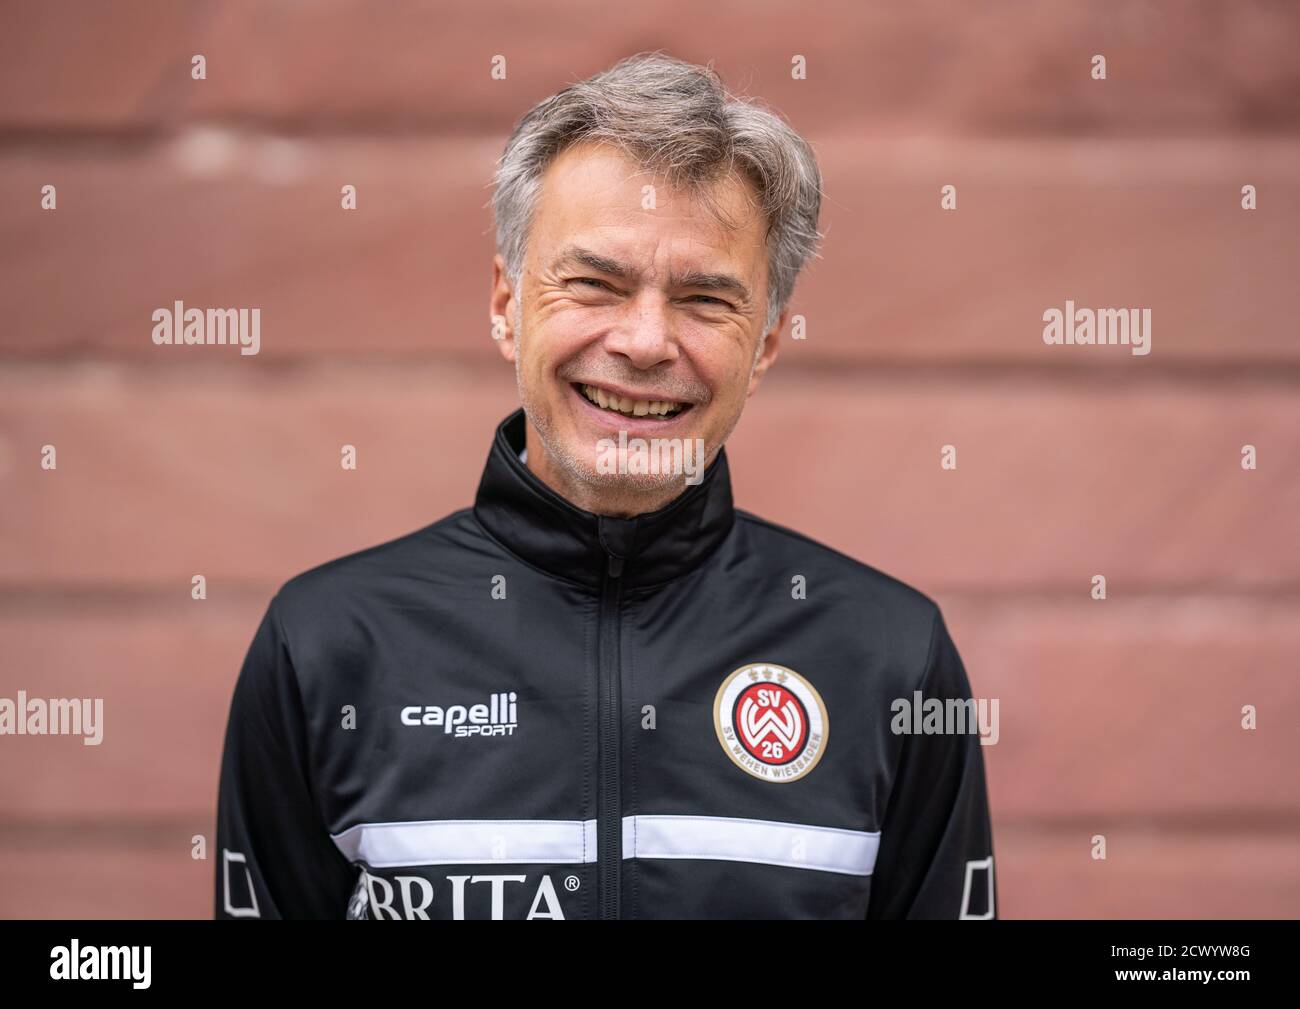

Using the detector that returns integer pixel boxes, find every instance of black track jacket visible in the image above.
[215,408,997,919]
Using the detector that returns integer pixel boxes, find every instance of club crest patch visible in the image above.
[714,663,827,782]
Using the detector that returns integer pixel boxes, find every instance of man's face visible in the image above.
[491,140,784,514]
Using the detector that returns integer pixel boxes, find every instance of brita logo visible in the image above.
[400,692,518,737]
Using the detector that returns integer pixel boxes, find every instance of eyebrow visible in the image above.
[554,245,753,307]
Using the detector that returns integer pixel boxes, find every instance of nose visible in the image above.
[602,289,679,370]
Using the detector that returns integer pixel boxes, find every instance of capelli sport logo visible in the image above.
[400,692,518,737]
[714,664,827,782]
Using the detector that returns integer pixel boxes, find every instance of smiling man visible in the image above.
[215,53,996,920]
[492,135,780,514]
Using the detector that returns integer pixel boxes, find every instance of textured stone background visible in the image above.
[1,0,1297,918]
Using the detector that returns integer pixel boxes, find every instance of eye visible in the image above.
[685,294,732,309]
[572,277,614,292]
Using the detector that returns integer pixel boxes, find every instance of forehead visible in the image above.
[529,141,767,270]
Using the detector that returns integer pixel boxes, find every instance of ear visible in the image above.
[747,306,787,397]
[490,253,518,363]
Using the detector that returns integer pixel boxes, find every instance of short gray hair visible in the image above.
[491,53,822,333]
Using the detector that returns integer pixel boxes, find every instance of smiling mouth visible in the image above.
[573,382,691,419]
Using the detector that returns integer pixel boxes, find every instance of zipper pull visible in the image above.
[598,516,633,579]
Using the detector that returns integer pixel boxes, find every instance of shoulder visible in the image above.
[268,508,476,658]
[733,509,944,679]
[735,509,939,615]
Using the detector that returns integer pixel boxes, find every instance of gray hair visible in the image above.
[491,53,822,333]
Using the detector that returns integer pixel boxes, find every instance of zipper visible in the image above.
[596,517,630,920]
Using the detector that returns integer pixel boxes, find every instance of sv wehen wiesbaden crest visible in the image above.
[713,663,828,782]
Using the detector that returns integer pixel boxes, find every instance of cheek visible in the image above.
[530,316,602,378]
[695,347,754,403]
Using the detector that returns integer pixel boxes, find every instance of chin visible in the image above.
[587,467,685,494]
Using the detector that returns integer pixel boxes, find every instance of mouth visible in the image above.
[570,382,693,421]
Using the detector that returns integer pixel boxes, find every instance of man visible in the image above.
[215,53,996,920]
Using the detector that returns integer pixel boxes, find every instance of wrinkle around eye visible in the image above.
[569,277,620,294]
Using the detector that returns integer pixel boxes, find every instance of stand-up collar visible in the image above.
[472,409,735,590]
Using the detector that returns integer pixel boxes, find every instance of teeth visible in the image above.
[580,384,685,418]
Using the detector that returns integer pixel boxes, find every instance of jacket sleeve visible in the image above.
[867,608,998,919]
[214,597,358,919]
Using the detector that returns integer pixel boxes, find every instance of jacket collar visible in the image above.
[472,408,735,590]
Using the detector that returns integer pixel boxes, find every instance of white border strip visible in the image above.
[623,814,880,876]
[331,818,598,868]
[330,815,880,876]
